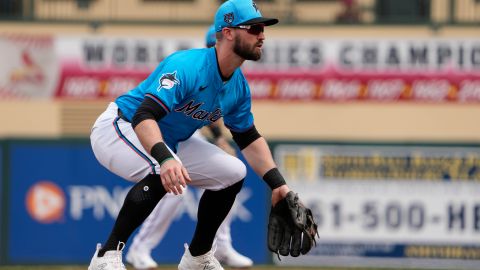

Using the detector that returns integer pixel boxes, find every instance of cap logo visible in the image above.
[252,2,258,12]
[224,12,234,25]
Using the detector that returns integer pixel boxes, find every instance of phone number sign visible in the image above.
[272,143,480,269]
[301,181,479,242]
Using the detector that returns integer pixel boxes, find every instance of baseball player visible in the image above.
[88,0,312,269]
[125,25,253,270]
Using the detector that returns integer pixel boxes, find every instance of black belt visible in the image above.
[118,108,130,122]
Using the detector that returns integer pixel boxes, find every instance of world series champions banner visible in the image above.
[271,142,480,270]
[1,34,479,102]
[55,36,480,102]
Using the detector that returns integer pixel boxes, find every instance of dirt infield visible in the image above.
[0,266,444,270]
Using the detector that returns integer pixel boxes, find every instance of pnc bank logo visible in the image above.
[25,181,66,224]
[25,180,130,223]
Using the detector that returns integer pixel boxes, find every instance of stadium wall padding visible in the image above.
[0,139,269,265]
[0,142,5,265]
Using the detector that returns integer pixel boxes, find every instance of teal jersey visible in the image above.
[115,47,254,151]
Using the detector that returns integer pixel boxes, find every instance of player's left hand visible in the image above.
[267,191,319,258]
[271,184,290,206]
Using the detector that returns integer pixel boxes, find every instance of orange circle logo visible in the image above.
[25,181,65,223]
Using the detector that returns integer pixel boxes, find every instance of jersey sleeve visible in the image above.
[141,58,190,113]
[223,80,255,132]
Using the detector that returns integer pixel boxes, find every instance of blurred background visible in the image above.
[0,0,479,269]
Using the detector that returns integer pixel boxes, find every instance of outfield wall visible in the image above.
[1,140,479,269]
[0,27,479,268]
[0,139,268,265]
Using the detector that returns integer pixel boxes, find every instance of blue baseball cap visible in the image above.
[205,25,216,48]
[214,0,279,32]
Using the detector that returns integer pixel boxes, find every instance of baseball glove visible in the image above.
[268,191,318,258]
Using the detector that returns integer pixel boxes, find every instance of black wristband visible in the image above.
[209,125,222,139]
[262,168,287,190]
[150,142,174,166]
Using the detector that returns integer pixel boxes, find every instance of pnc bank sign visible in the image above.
[26,181,66,223]
[25,181,129,224]
[25,180,252,224]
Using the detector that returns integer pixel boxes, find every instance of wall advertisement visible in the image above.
[4,140,268,264]
[1,34,479,102]
[0,144,3,264]
[56,36,480,102]
[272,142,480,269]
[0,35,59,98]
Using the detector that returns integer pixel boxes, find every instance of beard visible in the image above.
[233,35,262,61]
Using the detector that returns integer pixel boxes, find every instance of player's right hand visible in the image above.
[159,159,191,195]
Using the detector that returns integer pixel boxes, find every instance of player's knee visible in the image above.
[227,178,244,195]
[125,174,166,205]
[224,156,247,186]
[208,178,244,198]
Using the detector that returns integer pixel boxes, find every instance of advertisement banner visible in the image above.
[6,140,268,264]
[272,142,480,269]
[1,34,479,102]
[0,143,3,264]
[0,35,59,98]
[55,36,202,99]
[54,36,480,102]
[246,38,480,102]
[8,141,131,263]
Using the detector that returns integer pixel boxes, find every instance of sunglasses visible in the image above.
[230,24,265,35]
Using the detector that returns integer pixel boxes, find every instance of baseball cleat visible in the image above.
[126,248,158,270]
[215,244,253,268]
[178,243,224,270]
[88,242,126,270]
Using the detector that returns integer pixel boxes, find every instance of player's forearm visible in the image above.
[133,119,165,154]
[241,137,276,176]
[242,137,290,200]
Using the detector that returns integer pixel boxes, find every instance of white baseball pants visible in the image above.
[90,102,246,190]
[90,102,246,252]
